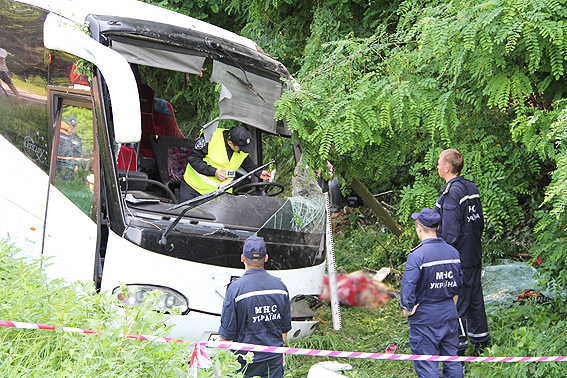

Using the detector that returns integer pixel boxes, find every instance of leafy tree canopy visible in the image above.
[275,0,564,232]
[147,0,567,284]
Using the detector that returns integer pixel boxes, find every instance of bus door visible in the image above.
[42,87,99,283]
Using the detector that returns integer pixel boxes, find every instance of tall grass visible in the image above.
[0,239,240,377]
[285,302,416,378]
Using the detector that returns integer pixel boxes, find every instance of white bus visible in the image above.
[0,0,326,341]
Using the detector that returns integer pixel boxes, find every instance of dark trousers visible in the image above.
[179,179,201,202]
[409,321,463,378]
[457,264,490,352]
[238,355,284,378]
[0,71,13,85]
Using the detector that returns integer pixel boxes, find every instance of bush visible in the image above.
[334,222,410,273]
[469,298,567,377]
[0,239,240,377]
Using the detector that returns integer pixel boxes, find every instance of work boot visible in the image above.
[472,341,490,356]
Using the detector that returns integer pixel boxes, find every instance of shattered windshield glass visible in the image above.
[258,160,325,238]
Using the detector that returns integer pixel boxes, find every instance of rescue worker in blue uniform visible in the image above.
[56,115,83,181]
[435,149,490,356]
[401,208,463,378]
[180,126,271,201]
[219,236,291,378]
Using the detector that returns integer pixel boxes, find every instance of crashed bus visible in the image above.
[0,0,326,341]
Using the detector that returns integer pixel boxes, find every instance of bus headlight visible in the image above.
[113,284,189,314]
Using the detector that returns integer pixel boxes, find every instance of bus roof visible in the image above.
[21,0,260,51]
[19,0,292,142]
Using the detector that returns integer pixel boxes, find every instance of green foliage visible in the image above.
[145,0,567,300]
[225,0,403,74]
[470,299,567,377]
[0,239,241,377]
[261,133,296,196]
[404,0,567,111]
[529,210,567,289]
[333,210,415,274]
[276,32,420,186]
[75,58,93,81]
[510,98,567,287]
[398,171,439,220]
[143,0,247,30]
[271,0,565,276]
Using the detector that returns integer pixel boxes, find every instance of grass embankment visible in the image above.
[285,211,416,377]
[287,297,567,378]
[286,302,415,377]
[3,210,567,377]
[293,212,567,378]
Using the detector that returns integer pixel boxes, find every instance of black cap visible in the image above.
[243,236,267,259]
[62,115,78,127]
[229,126,254,154]
[411,208,441,228]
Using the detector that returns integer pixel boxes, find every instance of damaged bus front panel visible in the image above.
[0,0,326,341]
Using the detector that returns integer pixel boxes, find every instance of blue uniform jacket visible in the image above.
[400,238,462,325]
[220,268,292,362]
[435,176,484,267]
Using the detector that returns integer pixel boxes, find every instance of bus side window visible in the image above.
[0,2,49,173]
[53,104,96,217]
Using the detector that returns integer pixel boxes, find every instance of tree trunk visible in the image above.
[349,176,404,237]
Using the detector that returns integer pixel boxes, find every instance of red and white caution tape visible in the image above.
[198,341,567,363]
[1,320,567,363]
[189,343,213,377]
[57,156,94,161]
[0,320,182,344]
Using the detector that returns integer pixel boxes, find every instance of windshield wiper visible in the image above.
[227,71,266,102]
[205,37,266,103]
[158,161,273,247]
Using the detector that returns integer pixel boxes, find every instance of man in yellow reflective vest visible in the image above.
[180,126,271,201]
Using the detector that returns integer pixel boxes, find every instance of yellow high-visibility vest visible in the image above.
[183,128,249,194]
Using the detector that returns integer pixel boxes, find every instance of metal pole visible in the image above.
[324,192,342,331]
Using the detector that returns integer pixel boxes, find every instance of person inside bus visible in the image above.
[56,115,83,180]
[0,47,20,100]
[179,126,271,201]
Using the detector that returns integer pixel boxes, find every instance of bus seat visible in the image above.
[117,145,137,171]
[150,135,195,191]
[138,84,156,159]
[117,169,148,191]
[153,98,184,138]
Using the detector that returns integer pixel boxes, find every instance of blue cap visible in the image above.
[62,115,78,127]
[243,236,267,259]
[411,208,441,228]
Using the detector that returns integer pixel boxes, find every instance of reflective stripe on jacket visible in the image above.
[400,238,462,325]
[183,128,248,194]
[435,176,484,267]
